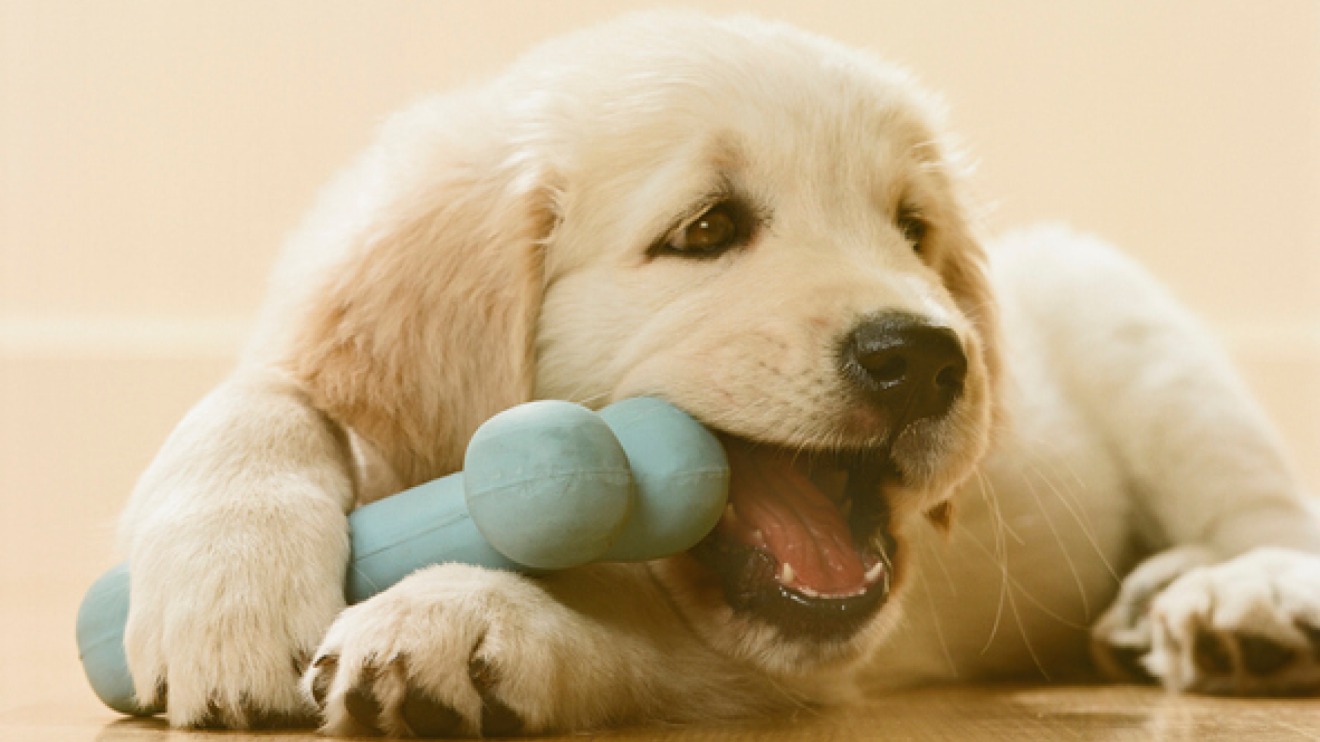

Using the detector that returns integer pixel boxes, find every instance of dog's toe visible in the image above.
[1091,546,1214,684]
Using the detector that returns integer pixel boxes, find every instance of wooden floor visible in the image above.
[7,679,1320,741]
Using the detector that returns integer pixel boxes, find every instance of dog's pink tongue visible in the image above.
[721,438,867,595]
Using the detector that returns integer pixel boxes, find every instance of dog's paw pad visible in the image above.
[401,689,468,737]
[1191,627,1234,675]
[192,700,229,730]
[1239,634,1297,676]
[469,657,525,737]
[344,662,386,733]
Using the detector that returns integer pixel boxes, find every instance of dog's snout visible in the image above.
[845,314,968,424]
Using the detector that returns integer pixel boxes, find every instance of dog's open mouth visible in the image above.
[690,434,898,642]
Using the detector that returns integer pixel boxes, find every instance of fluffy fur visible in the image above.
[118,12,1320,735]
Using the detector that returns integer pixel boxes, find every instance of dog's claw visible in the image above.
[310,655,339,708]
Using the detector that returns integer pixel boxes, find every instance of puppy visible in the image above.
[117,12,1320,735]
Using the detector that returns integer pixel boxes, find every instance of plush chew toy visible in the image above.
[77,397,729,716]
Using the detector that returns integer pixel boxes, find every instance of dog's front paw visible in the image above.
[1095,547,1320,695]
[123,514,347,728]
[306,564,632,737]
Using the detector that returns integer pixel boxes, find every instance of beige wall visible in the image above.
[1,0,1318,712]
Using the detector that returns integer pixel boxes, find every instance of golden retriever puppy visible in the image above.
[117,11,1320,735]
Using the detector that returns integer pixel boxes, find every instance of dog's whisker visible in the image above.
[1016,441,1121,585]
[950,515,1091,632]
[973,470,1011,654]
[1004,575,1052,681]
[1020,469,1092,621]
[965,467,1069,671]
[917,565,960,678]
[942,488,1057,678]
[977,464,1026,549]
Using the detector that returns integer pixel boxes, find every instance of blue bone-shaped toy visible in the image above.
[76,397,729,716]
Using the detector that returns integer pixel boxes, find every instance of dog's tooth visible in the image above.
[779,562,796,586]
[865,561,886,584]
[751,529,766,546]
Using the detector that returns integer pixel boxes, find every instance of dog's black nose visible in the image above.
[844,314,968,425]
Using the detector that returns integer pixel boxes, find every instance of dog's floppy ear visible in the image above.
[283,100,557,488]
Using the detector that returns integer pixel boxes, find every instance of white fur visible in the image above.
[119,373,353,726]
[117,12,1320,734]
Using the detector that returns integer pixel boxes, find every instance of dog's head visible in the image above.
[288,13,1001,676]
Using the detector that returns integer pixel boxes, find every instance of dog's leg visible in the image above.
[119,370,356,728]
[303,563,796,737]
[998,227,1320,694]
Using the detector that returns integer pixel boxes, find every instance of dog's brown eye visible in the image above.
[649,198,758,260]
[653,201,755,260]
[675,204,738,253]
[897,205,929,252]
[898,208,927,253]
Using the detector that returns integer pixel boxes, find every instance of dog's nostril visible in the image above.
[846,314,968,425]
[935,362,966,392]
[862,354,907,386]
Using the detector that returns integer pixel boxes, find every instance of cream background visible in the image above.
[1,0,1318,723]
